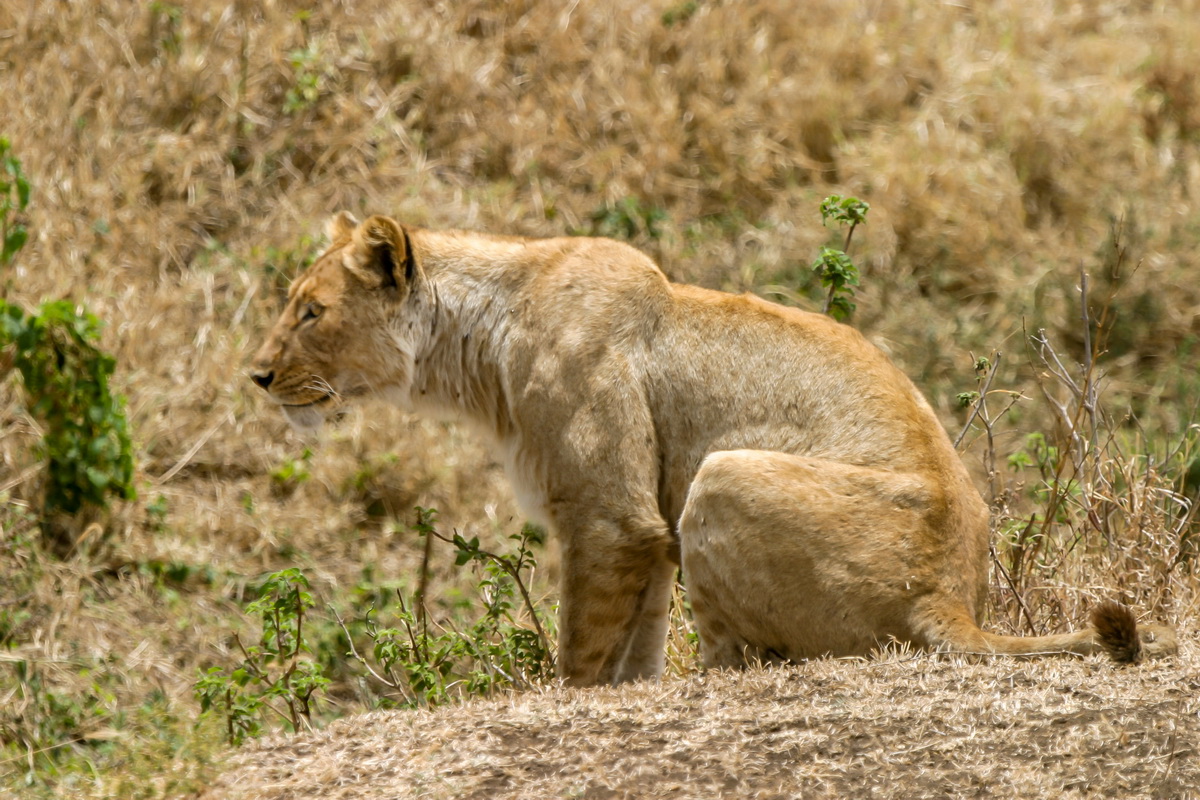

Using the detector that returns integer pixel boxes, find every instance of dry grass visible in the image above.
[209,641,1200,799]
[1,0,1199,796]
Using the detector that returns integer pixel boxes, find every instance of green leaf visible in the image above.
[2,227,26,264]
[827,295,856,322]
[819,195,870,226]
[85,467,110,489]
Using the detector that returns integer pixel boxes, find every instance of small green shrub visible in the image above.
[0,301,136,519]
[0,656,123,790]
[195,568,330,746]
[146,2,184,58]
[811,194,869,322]
[338,508,554,709]
[662,1,699,27]
[269,447,312,496]
[584,196,668,241]
[198,511,555,745]
[282,18,337,117]
[0,525,42,667]
[0,137,29,270]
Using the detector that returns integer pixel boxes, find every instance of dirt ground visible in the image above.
[207,631,1199,800]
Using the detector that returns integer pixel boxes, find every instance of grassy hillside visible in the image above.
[1,1,1198,796]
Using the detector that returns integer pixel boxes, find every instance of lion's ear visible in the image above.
[325,211,359,242]
[344,215,416,291]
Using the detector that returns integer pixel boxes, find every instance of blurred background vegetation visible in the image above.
[1,1,1198,796]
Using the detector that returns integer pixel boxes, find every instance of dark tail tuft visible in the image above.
[1091,601,1141,664]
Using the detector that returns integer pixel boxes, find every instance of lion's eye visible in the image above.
[300,302,323,323]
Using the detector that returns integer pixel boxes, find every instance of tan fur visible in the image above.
[250,214,1177,686]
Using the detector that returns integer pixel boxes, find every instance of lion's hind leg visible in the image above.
[679,450,1177,668]
[678,449,969,668]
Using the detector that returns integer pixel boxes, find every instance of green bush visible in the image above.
[197,510,556,746]
[340,510,554,708]
[195,568,330,746]
[0,300,136,517]
[0,139,135,521]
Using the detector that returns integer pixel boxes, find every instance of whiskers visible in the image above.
[304,375,341,402]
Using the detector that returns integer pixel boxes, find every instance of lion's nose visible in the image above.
[250,369,274,390]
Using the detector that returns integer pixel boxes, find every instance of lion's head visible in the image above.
[250,212,428,431]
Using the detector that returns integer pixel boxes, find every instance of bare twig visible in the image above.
[230,632,295,728]
[842,218,860,256]
[415,518,434,661]
[152,410,234,484]
[955,351,1003,449]
[394,590,424,670]
[990,523,1041,636]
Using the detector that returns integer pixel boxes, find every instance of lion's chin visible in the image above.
[282,403,329,434]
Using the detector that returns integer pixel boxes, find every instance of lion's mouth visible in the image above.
[273,385,342,409]
[281,395,335,409]
[272,380,367,431]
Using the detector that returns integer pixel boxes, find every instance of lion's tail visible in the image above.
[1089,601,1144,663]
[930,602,1176,664]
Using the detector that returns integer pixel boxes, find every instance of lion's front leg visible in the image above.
[553,510,675,686]
[612,556,678,682]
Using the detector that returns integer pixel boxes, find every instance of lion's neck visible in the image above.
[406,231,530,438]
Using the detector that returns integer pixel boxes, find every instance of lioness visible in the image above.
[250,212,1176,686]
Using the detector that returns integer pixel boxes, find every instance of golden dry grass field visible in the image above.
[1,0,1200,797]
